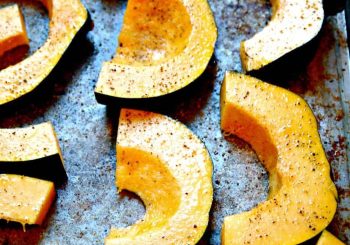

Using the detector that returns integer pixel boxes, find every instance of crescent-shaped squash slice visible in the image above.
[95,0,217,102]
[0,122,66,185]
[0,174,55,225]
[240,0,324,72]
[106,109,213,244]
[0,0,88,106]
[0,4,29,57]
[316,230,345,245]
[221,72,337,244]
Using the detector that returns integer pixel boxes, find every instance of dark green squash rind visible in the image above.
[94,57,217,108]
[246,27,322,84]
[0,154,66,186]
[0,11,92,112]
[323,0,346,15]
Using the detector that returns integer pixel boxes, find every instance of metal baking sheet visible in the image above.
[0,0,349,244]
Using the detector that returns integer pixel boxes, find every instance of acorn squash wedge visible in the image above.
[221,72,337,244]
[240,0,324,72]
[0,174,55,225]
[0,122,66,185]
[316,230,345,245]
[0,4,29,57]
[0,0,88,106]
[95,0,217,102]
[106,109,213,244]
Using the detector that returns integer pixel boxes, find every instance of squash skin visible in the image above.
[0,174,55,225]
[0,122,66,185]
[240,0,324,72]
[317,230,345,245]
[323,0,346,15]
[221,72,337,244]
[106,109,213,245]
[0,0,88,107]
[0,4,29,57]
[95,0,217,102]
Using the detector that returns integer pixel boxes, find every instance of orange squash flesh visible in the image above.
[221,72,337,244]
[115,0,192,66]
[0,0,88,106]
[0,4,29,57]
[0,122,66,184]
[106,109,213,244]
[0,174,55,225]
[95,0,217,100]
[316,230,345,245]
[240,0,324,72]
[111,146,181,241]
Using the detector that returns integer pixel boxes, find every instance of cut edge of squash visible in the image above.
[95,0,217,100]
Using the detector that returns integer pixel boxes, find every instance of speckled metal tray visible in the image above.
[0,0,349,244]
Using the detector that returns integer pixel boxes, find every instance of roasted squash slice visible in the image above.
[240,0,324,72]
[0,0,88,106]
[0,4,29,57]
[0,122,66,185]
[317,230,345,245]
[95,0,217,101]
[106,109,213,244]
[221,72,337,244]
[0,174,55,225]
